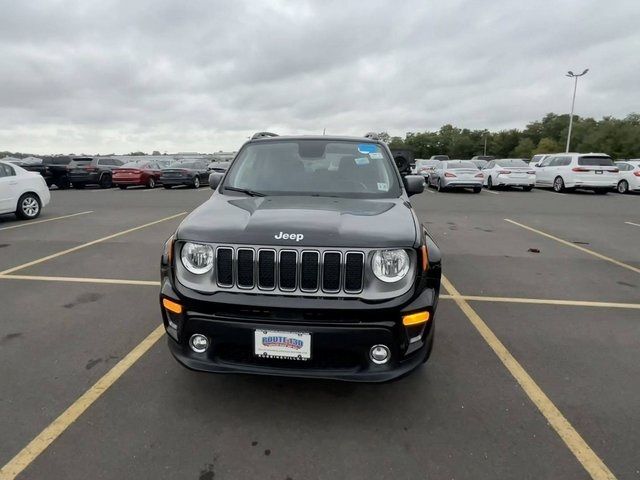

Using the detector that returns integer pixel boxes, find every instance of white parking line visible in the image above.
[625,221,640,228]
[0,211,93,231]
[483,189,500,195]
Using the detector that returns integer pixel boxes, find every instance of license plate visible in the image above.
[254,330,311,360]
[595,170,603,174]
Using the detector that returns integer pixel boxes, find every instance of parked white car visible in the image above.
[482,159,535,190]
[534,153,618,193]
[428,160,483,192]
[615,160,640,194]
[0,161,51,219]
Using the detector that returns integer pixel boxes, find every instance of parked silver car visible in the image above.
[428,160,484,193]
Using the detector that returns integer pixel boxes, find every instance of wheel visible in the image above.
[436,179,443,192]
[146,177,156,189]
[118,185,128,190]
[99,174,112,189]
[553,176,565,193]
[522,185,533,191]
[473,187,481,193]
[192,176,201,188]
[617,180,629,194]
[16,193,41,220]
[163,185,173,189]
[487,176,495,190]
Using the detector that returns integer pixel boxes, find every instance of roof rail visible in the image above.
[363,132,379,140]
[251,131,279,140]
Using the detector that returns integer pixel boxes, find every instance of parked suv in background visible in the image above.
[534,153,618,193]
[67,157,124,189]
[615,160,640,194]
[160,134,441,382]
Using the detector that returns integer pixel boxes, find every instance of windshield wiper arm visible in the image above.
[224,186,266,197]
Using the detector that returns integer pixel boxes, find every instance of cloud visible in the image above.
[0,0,638,153]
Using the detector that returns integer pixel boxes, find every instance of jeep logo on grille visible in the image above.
[274,232,304,242]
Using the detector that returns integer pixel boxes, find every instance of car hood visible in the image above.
[177,195,418,248]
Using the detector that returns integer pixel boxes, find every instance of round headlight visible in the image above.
[372,249,410,283]
[181,242,214,274]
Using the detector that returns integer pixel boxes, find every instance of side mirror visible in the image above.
[209,172,224,190]
[403,175,425,196]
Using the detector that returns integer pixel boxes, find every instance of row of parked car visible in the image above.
[2,156,230,190]
[412,153,640,194]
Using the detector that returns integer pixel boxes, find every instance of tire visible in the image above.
[473,187,481,193]
[192,176,201,189]
[146,177,156,189]
[72,183,85,189]
[16,193,41,220]
[553,176,565,193]
[436,179,443,192]
[56,177,70,189]
[617,180,628,194]
[487,176,495,190]
[118,185,128,190]
[163,185,173,189]
[99,174,112,189]
[522,185,533,191]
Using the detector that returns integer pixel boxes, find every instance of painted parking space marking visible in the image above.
[0,325,165,480]
[483,189,500,195]
[505,218,640,275]
[0,211,93,232]
[0,274,160,287]
[625,221,640,228]
[441,294,640,310]
[442,275,616,480]
[0,212,187,276]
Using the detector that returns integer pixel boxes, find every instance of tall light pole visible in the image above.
[565,68,589,152]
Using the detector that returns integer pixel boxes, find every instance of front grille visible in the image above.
[211,246,365,295]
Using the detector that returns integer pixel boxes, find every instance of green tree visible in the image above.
[534,137,562,154]
[512,138,535,158]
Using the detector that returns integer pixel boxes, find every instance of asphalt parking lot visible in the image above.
[1,185,639,480]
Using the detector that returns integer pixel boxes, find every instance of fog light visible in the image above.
[189,334,209,353]
[369,344,390,365]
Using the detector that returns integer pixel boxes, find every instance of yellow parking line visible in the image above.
[0,212,187,276]
[505,218,640,275]
[0,274,160,286]
[0,211,93,232]
[0,325,165,480]
[442,275,616,480]
[625,221,640,228]
[440,294,640,310]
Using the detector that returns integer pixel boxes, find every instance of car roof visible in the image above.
[247,134,384,144]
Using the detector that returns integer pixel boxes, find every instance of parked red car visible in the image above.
[113,161,163,189]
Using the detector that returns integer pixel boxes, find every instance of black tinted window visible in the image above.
[578,156,614,166]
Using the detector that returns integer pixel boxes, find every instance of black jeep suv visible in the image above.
[160,135,442,382]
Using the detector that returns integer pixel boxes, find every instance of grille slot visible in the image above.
[279,251,297,291]
[300,251,320,291]
[237,249,254,288]
[322,252,341,292]
[258,250,276,289]
[216,248,233,286]
[344,252,365,292]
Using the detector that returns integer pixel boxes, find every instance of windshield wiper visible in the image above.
[224,186,266,197]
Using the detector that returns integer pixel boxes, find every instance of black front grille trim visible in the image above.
[300,250,320,292]
[257,249,276,290]
[216,247,233,287]
[236,248,255,289]
[344,251,365,293]
[322,251,342,293]
[278,250,298,291]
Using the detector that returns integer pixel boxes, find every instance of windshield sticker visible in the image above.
[355,157,369,166]
[369,152,383,159]
[377,182,389,191]
[357,143,377,154]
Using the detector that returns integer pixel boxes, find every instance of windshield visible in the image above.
[417,160,438,168]
[496,159,528,167]
[446,161,476,169]
[578,156,614,166]
[223,140,400,198]
[122,161,150,168]
[174,162,201,169]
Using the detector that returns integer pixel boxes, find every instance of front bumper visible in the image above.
[160,278,437,382]
[161,177,192,186]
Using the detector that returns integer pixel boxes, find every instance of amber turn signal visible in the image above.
[162,297,183,314]
[402,311,430,326]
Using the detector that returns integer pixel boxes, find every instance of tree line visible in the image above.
[383,112,640,160]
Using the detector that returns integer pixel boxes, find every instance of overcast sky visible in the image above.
[1,0,639,154]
